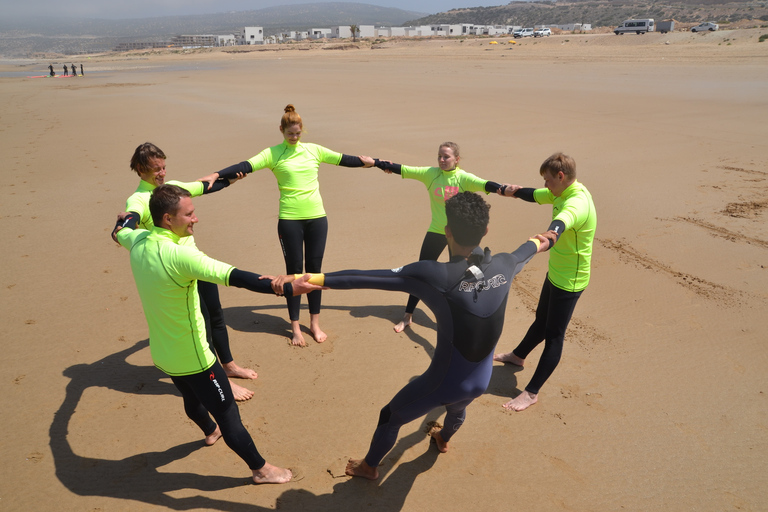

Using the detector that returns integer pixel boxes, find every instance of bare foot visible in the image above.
[502,391,538,411]
[310,314,327,343]
[430,427,449,453]
[222,361,258,380]
[393,313,413,333]
[493,351,525,367]
[290,321,306,347]
[345,458,379,480]
[230,380,254,401]
[205,426,222,446]
[252,462,292,484]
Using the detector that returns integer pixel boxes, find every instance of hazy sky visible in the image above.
[2,0,506,19]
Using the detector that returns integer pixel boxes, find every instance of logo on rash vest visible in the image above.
[458,273,507,293]
[210,372,226,401]
[391,267,403,273]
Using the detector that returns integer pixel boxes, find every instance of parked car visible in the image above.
[513,28,535,38]
[691,22,719,32]
[534,28,552,37]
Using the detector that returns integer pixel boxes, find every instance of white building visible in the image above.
[240,27,264,45]
[217,35,236,46]
[310,28,332,39]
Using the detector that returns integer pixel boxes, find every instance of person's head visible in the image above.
[539,152,576,197]
[130,142,167,187]
[149,184,197,237]
[437,142,460,171]
[445,192,490,247]
[279,104,303,145]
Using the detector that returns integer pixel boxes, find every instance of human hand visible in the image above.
[290,274,326,296]
[359,155,375,168]
[199,172,220,191]
[499,184,521,197]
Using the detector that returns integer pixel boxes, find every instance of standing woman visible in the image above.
[216,105,374,346]
[374,142,507,332]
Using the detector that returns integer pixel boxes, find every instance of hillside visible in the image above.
[0,2,425,58]
[406,0,768,29]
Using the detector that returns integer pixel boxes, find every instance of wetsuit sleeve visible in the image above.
[505,239,541,277]
[201,178,231,194]
[338,154,365,167]
[112,212,140,245]
[513,187,537,202]
[216,161,252,181]
[485,181,502,193]
[374,159,402,175]
[228,268,293,296]
[546,219,566,247]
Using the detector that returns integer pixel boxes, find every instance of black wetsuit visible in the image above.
[323,239,539,467]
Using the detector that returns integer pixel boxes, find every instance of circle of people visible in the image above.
[112,104,596,484]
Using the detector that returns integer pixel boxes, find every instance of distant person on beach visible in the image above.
[62,64,68,76]
[271,192,556,480]
[72,63,77,76]
[373,142,510,333]
[80,64,84,76]
[113,184,321,484]
[113,142,258,401]
[48,64,55,77]
[213,104,375,347]
[493,152,596,411]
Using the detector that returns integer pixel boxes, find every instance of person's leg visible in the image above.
[430,397,473,453]
[346,374,440,479]
[303,216,328,342]
[197,281,255,401]
[396,232,447,332]
[278,219,307,346]
[494,275,550,366]
[523,285,582,395]
[503,280,583,411]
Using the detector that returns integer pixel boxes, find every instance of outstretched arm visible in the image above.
[373,159,402,175]
[111,211,140,244]
[497,184,536,202]
[229,270,324,297]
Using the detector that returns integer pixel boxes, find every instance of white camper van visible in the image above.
[614,19,655,35]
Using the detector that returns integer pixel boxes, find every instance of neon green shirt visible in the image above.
[400,166,489,234]
[533,180,596,292]
[246,141,343,220]
[118,227,234,376]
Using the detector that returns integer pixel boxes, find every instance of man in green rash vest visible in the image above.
[115,184,322,484]
[114,142,257,402]
[493,152,597,412]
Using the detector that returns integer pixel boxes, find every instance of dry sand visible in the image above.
[1,29,767,511]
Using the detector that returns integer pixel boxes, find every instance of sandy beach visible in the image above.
[1,29,767,511]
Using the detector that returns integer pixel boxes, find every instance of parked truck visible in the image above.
[656,20,675,34]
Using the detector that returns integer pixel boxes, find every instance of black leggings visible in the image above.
[277,217,328,321]
[405,231,448,314]
[170,361,265,470]
[512,275,583,394]
[197,280,233,364]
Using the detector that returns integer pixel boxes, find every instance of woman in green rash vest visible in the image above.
[373,142,507,333]
[214,105,375,347]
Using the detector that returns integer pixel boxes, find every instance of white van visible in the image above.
[614,19,655,35]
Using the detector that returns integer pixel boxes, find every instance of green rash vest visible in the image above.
[533,180,596,292]
[118,227,234,376]
[246,141,343,220]
[119,179,204,248]
[400,165,489,234]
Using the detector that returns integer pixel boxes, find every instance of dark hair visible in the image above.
[130,142,166,176]
[540,152,576,179]
[445,192,490,246]
[280,104,303,132]
[149,184,190,227]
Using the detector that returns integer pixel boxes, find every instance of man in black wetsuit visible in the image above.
[274,192,557,480]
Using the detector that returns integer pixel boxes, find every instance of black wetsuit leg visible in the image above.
[278,217,328,320]
[404,231,447,314]
[170,361,266,470]
[197,280,233,364]
[512,275,583,394]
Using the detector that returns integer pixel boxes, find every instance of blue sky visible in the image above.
[2,0,507,19]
